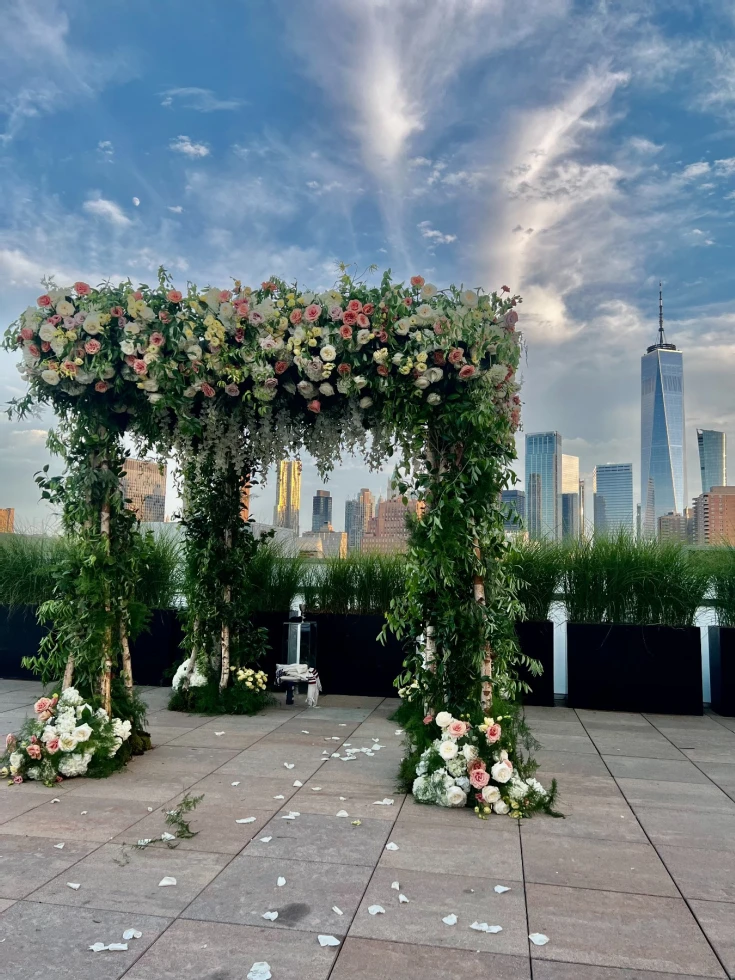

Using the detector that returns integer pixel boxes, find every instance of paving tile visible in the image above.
[118,744,240,775]
[684,747,735,764]
[395,797,521,834]
[62,771,198,802]
[330,937,531,979]
[146,725,199,745]
[591,735,686,760]
[123,918,339,980]
[378,819,523,879]
[183,853,371,931]
[165,728,268,750]
[144,710,208,729]
[0,835,99,899]
[26,841,229,915]
[603,756,711,784]
[526,706,580,723]
[187,772,301,808]
[634,806,735,851]
[350,867,529,954]
[0,897,15,912]
[0,693,37,710]
[533,964,722,980]
[115,801,272,853]
[522,833,678,896]
[246,811,391,866]
[519,799,647,843]
[538,772,626,802]
[617,779,735,813]
[0,789,60,824]
[657,845,735,902]
[0,795,159,843]
[289,785,404,820]
[575,710,652,730]
[534,751,610,777]
[0,901,171,980]
[690,900,735,977]
[696,762,735,797]
[536,733,600,755]
[526,883,726,976]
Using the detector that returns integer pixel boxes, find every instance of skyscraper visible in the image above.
[500,489,526,532]
[311,490,333,532]
[579,479,587,537]
[273,460,302,534]
[345,488,374,552]
[697,429,726,493]
[525,432,562,540]
[641,284,686,536]
[593,463,634,536]
[561,455,580,541]
[121,459,166,522]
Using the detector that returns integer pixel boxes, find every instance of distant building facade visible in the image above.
[301,528,348,559]
[697,429,726,494]
[500,489,526,533]
[0,508,14,534]
[311,490,333,532]
[525,432,562,540]
[345,488,374,553]
[273,460,302,534]
[561,455,580,541]
[121,459,166,522]
[361,496,424,554]
[593,463,634,536]
[658,509,694,544]
[693,487,735,546]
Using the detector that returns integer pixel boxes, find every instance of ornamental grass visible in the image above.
[506,540,562,622]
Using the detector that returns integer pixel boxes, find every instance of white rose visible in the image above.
[461,290,479,307]
[58,733,79,752]
[356,329,371,345]
[219,302,234,318]
[439,739,458,761]
[414,376,430,389]
[291,326,305,343]
[41,726,58,743]
[205,286,221,309]
[120,341,135,355]
[421,283,438,299]
[143,378,158,391]
[426,393,442,405]
[481,785,501,804]
[493,800,510,815]
[9,752,23,769]
[186,345,203,361]
[39,323,56,342]
[372,348,389,364]
[140,305,155,321]
[41,369,60,386]
[148,393,163,403]
[83,313,103,335]
[318,383,335,397]
[445,785,467,807]
[72,724,93,743]
[491,761,513,784]
[124,322,141,336]
[320,344,336,362]
[395,320,411,336]
[297,380,316,398]
[391,352,404,365]
[425,367,443,383]
[462,744,478,762]
[56,300,74,317]
[435,711,453,728]
[358,396,373,409]
[354,375,367,390]
[416,304,434,319]
[112,718,132,741]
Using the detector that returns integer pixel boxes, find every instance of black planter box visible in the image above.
[709,626,735,717]
[306,613,405,698]
[515,620,555,706]
[130,609,185,686]
[567,622,703,715]
[0,605,48,680]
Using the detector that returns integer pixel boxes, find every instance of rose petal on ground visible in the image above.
[89,943,107,952]
[399,894,409,904]
[368,905,385,915]
[336,810,349,817]
[158,877,177,887]
[274,795,285,800]
[51,798,60,804]
[259,836,273,843]
[262,911,278,921]
[247,962,272,980]
[332,906,343,915]
[494,885,511,894]
[81,811,88,815]
[293,780,302,787]
[529,933,549,946]
[54,843,65,849]
[311,787,322,791]
[443,914,458,926]
[161,833,176,842]
[284,763,294,769]
[66,883,80,890]
[391,881,400,890]
[385,842,399,851]
[231,782,240,787]
[214,731,225,736]
[277,877,286,887]
[301,730,309,734]
[123,929,142,940]
[236,817,256,824]
[318,935,340,946]
[373,798,394,806]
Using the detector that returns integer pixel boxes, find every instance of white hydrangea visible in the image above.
[95,708,109,721]
[112,718,132,741]
[526,777,546,797]
[58,750,93,778]
[508,778,529,802]
[55,710,77,734]
[26,767,42,781]
[9,751,23,769]
[108,736,123,758]
[40,726,58,743]
[172,659,208,690]
[447,756,467,778]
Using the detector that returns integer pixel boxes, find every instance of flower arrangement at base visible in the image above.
[0,688,132,787]
[403,706,560,819]
[168,659,274,717]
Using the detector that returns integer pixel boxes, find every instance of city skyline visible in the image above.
[697,429,727,495]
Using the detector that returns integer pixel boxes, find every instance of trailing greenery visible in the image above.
[506,540,562,622]
[561,533,710,626]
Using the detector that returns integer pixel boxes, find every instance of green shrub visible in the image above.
[707,546,735,627]
[506,540,562,621]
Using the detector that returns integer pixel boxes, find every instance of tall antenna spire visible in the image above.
[658,281,665,344]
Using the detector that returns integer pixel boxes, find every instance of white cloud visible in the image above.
[161,87,242,112]
[132,196,140,207]
[168,205,184,213]
[82,197,131,226]
[628,137,663,154]
[417,221,457,244]
[97,140,114,158]
[714,157,735,176]
[680,161,711,180]
[169,135,210,158]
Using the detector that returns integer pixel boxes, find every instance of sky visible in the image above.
[1,0,735,532]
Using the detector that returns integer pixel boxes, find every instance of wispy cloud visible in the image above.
[417,221,457,245]
[169,134,210,158]
[168,205,184,213]
[161,87,242,112]
[97,140,114,159]
[82,196,131,226]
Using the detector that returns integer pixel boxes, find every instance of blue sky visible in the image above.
[2,0,735,531]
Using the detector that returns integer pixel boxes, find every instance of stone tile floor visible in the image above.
[2,678,735,979]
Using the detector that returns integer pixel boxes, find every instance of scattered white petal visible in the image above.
[123,929,142,940]
[54,843,65,849]
[391,881,400,890]
[332,906,343,915]
[301,730,310,734]
[318,935,340,947]
[158,877,177,887]
[89,943,107,952]
[231,782,240,787]
[394,729,404,734]
[80,811,88,815]
[339,797,346,801]
[274,795,285,800]
[339,723,347,726]
[281,811,300,820]
[277,877,286,887]
[259,836,273,843]
[368,905,385,915]
[311,787,322,792]
[262,911,278,921]
[373,799,394,806]
[331,753,341,759]
[284,763,294,769]
[66,882,80,890]
[161,832,176,842]
[372,738,380,743]
[443,914,458,926]
[331,737,340,741]
[236,817,256,824]
[494,885,511,894]
[51,798,60,804]
[293,780,303,787]
[90,943,129,952]
[214,731,225,736]
[336,810,349,817]
[147,807,154,812]
[247,962,272,980]
[471,922,502,933]
[399,894,409,904]
[529,933,549,946]
[385,842,399,851]
[137,839,152,847]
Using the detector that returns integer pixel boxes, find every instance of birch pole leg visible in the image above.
[61,655,75,690]
[219,528,232,692]
[99,476,113,716]
[473,539,493,713]
[120,617,134,697]
[182,619,199,692]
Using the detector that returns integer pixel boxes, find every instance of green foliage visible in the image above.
[507,539,562,622]
[168,677,275,715]
[246,538,306,612]
[706,546,735,627]
[301,553,406,615]
[165,792,204,839]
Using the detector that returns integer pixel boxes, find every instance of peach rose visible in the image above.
[149,332,165,347]
[95,381,110,393]
[356,313,370,328]
[470,767,490,789]
[423,714,434,724]
[74,281,91,295]
[37,294,52,307]
[337,363,351,376]
[448,720,470,738]
[458,364,476,380]
[235,302,249,317]
[219,290,232,303]
[110,306,124,317]
[261,281,276,292]
[448,348,464,365]
[410,275,425,287]
[339,325,353,340]
[289,308,303,325]
[201,383,216,398]
[342,310,358,326]
[62,360,78,375]
[28,344,40,358]
[45,738,59,754]
[362,303,375,316]
[377,330,388,343]
[486,723,502,744]
[307,399,321,413]
[347,299,362,313]
[20,326,35,340]
[84,339,101,355]
[26,743,41,760]
[132,359,147,375]
[304,303,322,322]
[377,364,389,376]
[225,383,240,396]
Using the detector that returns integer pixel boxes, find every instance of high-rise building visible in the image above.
[658,509,694,544]
[641,284,686,536]
[311,490,333,532]
[121,459,166,522]
[592,463,634,536]
[579,479,587,537]
[500,489,525,532]
[525,432,562,540]
[697,429,727,494]
[361,496,424,554]
[273,460,302,534]
[693,487,735,546]
[562,455,579,493]
[301,528,348,558]
[345,488,374,552]
[0,508,14,534]
[561,455,580,541]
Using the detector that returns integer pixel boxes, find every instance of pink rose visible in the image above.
[486,723,502,744]
[448,719,470,739]
[470,767,490,789]
[434,323,443,335]
[62,360,78,375]
[362,303,375,316]
[37,294,52,307]
[133,290,143,301]
[74,281,91,296]
[219,290,232,303]
[377,364,389,377]
[235,302,249,317]
[289,308,303,325]
[13,775,23,784]
[505,309,518,327]
[26,743,41,760]
[201,383,216,398]
[165,289,182,303]
[38,710,53,723]
[41,341,51,352]
[132,359,147,376]
[330,305,343,321]
[234,328,245,343]
[34,697,52,714]
[342,310,358,326]
[347,299,362,313]
[84,339,101,355]
[377,330,388,343]
[48,315,63,326]
[274,360,289,375]
[337,363,351,376]
[149,332,165,347]
[356,313,370,329]
[468,759,484,772]
[448,348,464,365]
[423,714,434,724]
[158,310,171,323]
[94,381,109,393]
[110,306,124,318]
[27,344,40,358]
[304,303,322,322]
[225,383,240,396]
[45,738,59,754]
[5,734,16,750]
[339,325,353,340]
[307,399,321,414]
[404,296,413,306]
[458,364,476,380]
[410,275,425,287]
[20,326,35,341]
[264,377,278,389]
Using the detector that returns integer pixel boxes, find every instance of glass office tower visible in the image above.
[641,286,686,536]
[311,490,333,532]
[593,463,634,535]
[273,460,302,534]
[501,489,526,532]
[525,432,562,540]
[697,429,726,493]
